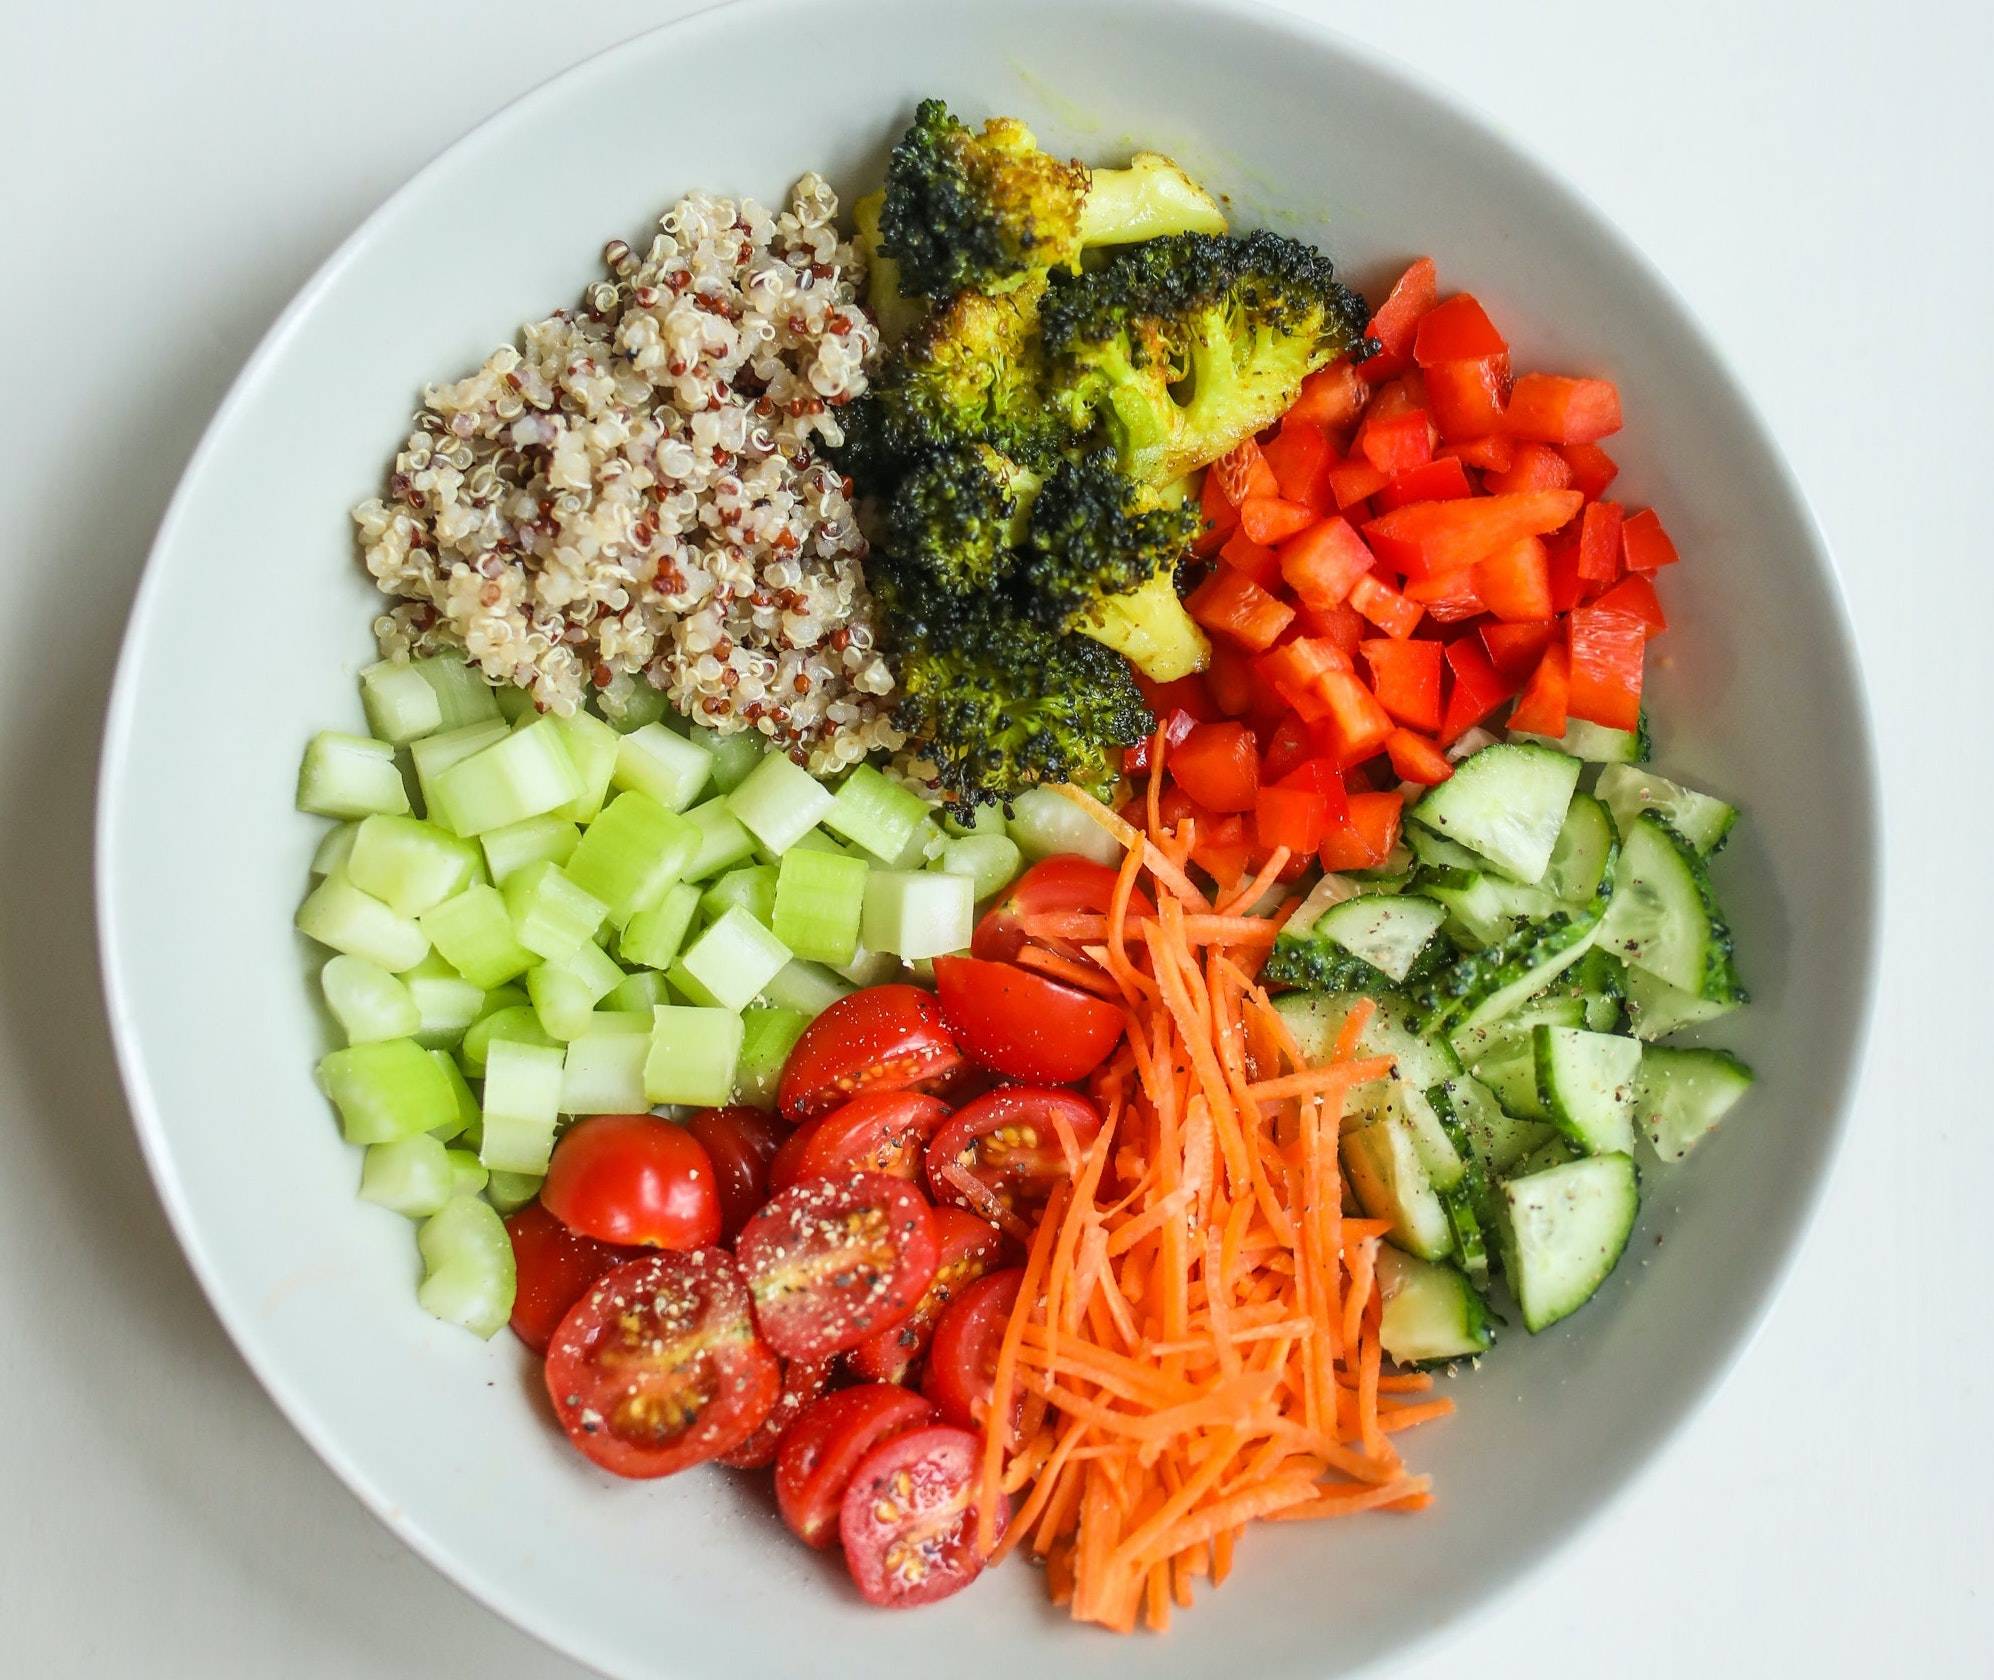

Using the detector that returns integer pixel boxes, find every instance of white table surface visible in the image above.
[3,0,1986,1673]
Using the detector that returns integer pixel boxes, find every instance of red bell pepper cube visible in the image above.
[1424,355,1509,442]
[1313,670,1395,767]
[1285,359,1369,430]
[1403,567,1485,623]
[1170,721,1260,813]
[1219,528,1282,589]
[1506,642,1571,737]
[1133,672,1218,722]
[1261,423,1336,511]
[1122,706,1199,773]
[1359,258,1438,384]
[1558,441,1619,499]
[1437,433,1515,473]
[1238,495,1318,546]
[1279,516,1375,610]
[1505,374,1623,444]
[1292,597,1368,655]
[1576,501,1625,584]
[1363,489,1583,579]
[1439,636,1518,743]
[1547,535,1585,612]
[1373,456,1473,512]
[1255,784,1334,854]
[1212,438,1278,505]
[1260,713,1319,782]
[1483,441,1576,496]
[1196,467,1239,556]
[1413,293,1508,365]
[1620,507,1680,572]
[1254,636,1351,716]
[1472,534,1554,622]
[1347,571,1424,639]
[1594,572,1667,635]
[1325,455,1389,509]
[1359,637,1444,732]
[1190,810,1252,889]
[1355,408,1435,477]
[1187,566,1295,652]
[1385,727,1453,786]
[1319,791,1404,871]
[1480,619,1556,680]
[1567,606,1647,730]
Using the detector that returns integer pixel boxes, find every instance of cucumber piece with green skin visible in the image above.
[1375,1246,1493,1364]
[1441,1183,1491,1287]
[1499,1153,1640,1332]
[1410,742,1581,885]
[1559,946,1628,1033]
[1412,906,1605,1036]
[1533,1026,1641,1155]
[1260,939,1403,997]
[1540,792,1616,904]
[1341,1119,1453,1260]
[1449,994,1587,1063]
[1622,964,1742,1040]
[1512,1133,1580,1177]
[1597,814,1744,1001]
[1416,866,1564,950]
[1272,990,1463,1175]
[1309,894,1448,984]
[1469,1043,1549,1122]
[1596,764,1736,855]
[1635,1046,1755,1161]
[1345,1079,1465,1191]
[1428,1074,1553,1178]
[1406,824,1485,873]
[1514,714,1650,765]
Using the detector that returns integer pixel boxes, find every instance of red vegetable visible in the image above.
[775,1384,937,1548]
[1363,489,1583,579]
[777,984,963,1123]
[1439,636,1518,743]
[540,1113,721,1251]
[1285,359,1369,428]
[1507,641,1571,737]
[848,1206,1011,1384]
[1595,572,1667,634]
[1373,455,1473,511]
[1359,636,1444,731]
[1354,407,1434,477]
[786,1089,951,1183]
[1620,506,1681,572]
[1566,605,1647,730]
[1385,728,1453,786]
[1238,494,1317,546]
[922,1268,1026,1433]
[1360,257,1439,381]
[1347,571,1423,639]
[1255,782,1334,854]
[1170,720,1260,812]
[1483,440,1575,496]
[685,1105,787,1244]
[1480,619,1557,681]
[1413,293,1508,364]
[931,955,1126,1085]
[839,1425,1007,1609]
[1278,516,1375,610]
[925,1087,1102,1226]
[1260,422,1336,509]
[1504,373,1622,444]
[716,1353,839,1471]
[1425,356,1509,441]
[1576,500,1625,584]
[1186,567,1294,652]
[1559,441,1619,498]
[1473,535,1555,622]
[1319,790,1403,871]
[503,1200,642,1355]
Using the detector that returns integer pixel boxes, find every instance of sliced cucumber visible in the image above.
[1375,1246,1493,1364]
[1409,742,1581,885]
[1347,1079,1465,1191]
[1540,793,1615,904]
[1513,1133,1580,1176]
[1598,814,1744,1001]
[1272,990,1462,1172]
[1440,1185,1491,1287]
[1635,1046,1755,1161]
[1417,866,1564,950]
[1405,824,1485,873]
[1499,1154,1639,1332]
[1533,1026,1641,1155]
[1341,1119,1453,1260]
[1449,993,1586,1062]
[1412,906,1604,1035]
[1596,764,1736,855]
[1515,715,1649,764]
[1309,894,1448,985]
[1622,964,1742,1041]
[1469,1042,1548,1122]
[1428,1074,1553,1178]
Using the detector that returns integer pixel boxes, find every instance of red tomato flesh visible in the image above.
[540,1113,721,1250]
[775,1383,937,1549]
[839,1425,1010,1609]
[685,1105,786,1245]
[777,985,963,1124]
[931,955,1126,1085]
[503,1200,643,1355]
[922,1267,1026,1435]
[971,856,1142,964]
[925,1087,1103,1226]
[787,1089,950,1184]
[847,1206,1011,1384]
[715,1353,839,1470]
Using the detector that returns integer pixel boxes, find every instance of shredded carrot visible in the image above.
[1014,942,1124,999]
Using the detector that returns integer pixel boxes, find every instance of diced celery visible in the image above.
[759,958,854,1017]
[359,1134,455,1218]
[701,864,779,926]
[359,660,444,744]
[430,718,582,836]
[834,944,901,988]
[727,752,835,856]
[479,1038,565,1174]
[678,906,792,1012]
[665,960,722,1008]
[694,726,767,793]
[501,860,607,961]
[346,813,480,916]
[942,800,1005,839]
[575,1010,654,1035]
[548,707,620,824]
[473,983,529,1017]
[1008,785,1122,866]
[429,1049,482,1145]
[298,875,429,972]
[526,940,625,1039]
[883,816,946,872]
[479,813,581,885]
[644,1005,744,1106]
[861,869,974,960]
[310,821,359,877]
[321,954,420,1045]
[460,1004,558,1076]
[613,722,714,812]
[297,731,410,819]
[400,952,486,1049]
[682,796,757,881]
[415,1195,515,1339]
[773,847,869,965]
[410,719,509,816]
[485,1169,543,1214]
[418,883,535,988]
[619,881,701,972]
[495,684,535,722]
[560,1035,652,1113]
[563,791,697,924]
[604,969,672,1012]
[414,655,503,729]
[595,672,671,733]
[736,1006,810,1108]
[936,833,1023,902]
[318,1038,457,1143]
[445,1148,488,1197]
[824,764,932,861]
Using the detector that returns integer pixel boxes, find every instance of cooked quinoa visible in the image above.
[352,174,904,773]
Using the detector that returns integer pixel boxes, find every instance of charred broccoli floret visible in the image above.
[1042,230,1375,482]
[852,189,928,346]
[864,278,1060,460]
[886,444,1041,594]
[879,99,1228,299]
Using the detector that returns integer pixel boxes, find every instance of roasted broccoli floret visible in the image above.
[1042,230,1375,482]
[879,99,1228,299]
[873,559,1153,808]
[852,190,928,346]
[866,278,1060,459]
[886,444,1040,595]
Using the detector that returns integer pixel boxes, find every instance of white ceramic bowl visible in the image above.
[97,1,1878,1674]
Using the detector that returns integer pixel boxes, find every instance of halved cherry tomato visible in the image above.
[774,1383,937,1548]
[840,1425,1008,1609]
[925,1087,1103,1225]
[787,1090,950,1184]
[932,955,1126,1084]
[970,856,1145,964]
[923,1268,1024,1434]
[502,1200,643,1355]
[777,985,964,1124]
[539,1113,721,1250]
[736,1173,939,1361]
[715,1354,839,1470]
[544,1249,778,1478]
[847,1206,1011,1384]
[685,1105,786,1244]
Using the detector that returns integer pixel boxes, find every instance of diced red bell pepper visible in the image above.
[1260,713,1318,782]
[1170,721,1260,813]
[1558,441,1619,499]
[1566,606,1646,731]
[1325,455,1389,509]
[1437,433,1514,473]
[1385,728,1453,786]
[1373,456,1473,512]
[1261,423,1336,511]
[1439,636,1518,744]
[1285,359,1369,430]
[1319,791,1404,871]
[1480,619,1556,681]
[1212,438,1278,505]
[1314,670,1395,767]
[1190,811,1252,889]
[1187,567,1295,652]
[1424,356,1509,442]
[1196,467,1239,556]
[1620,507,1680,572]
[1403,567,1485,623]
[1239,495,1318,546]
[1278,517,1374,610]
[1472,534,1554,622]
[1255,784,1335,854]
[1293,597,1368,655]
[1347,571,1424,639]
[1204,642,1256,719]
[1359,637,1444,732]
[1359,258,1439,383]
[1413,294,1508,365]
[1254,636,1351,719]
[1576,501,1625,584]
[1483,441,1575,496]
[1504,374,1622,444]
[1547,536,1585,612]
[1506,642,1571,736]
[1355,408,1435,477]
[1122,706,1199,772]
[1279,752,1350,803]
[1133,672,1218,722]
[1363,489,1583,579]
[1594,572,1666,635]
[1219,528,1281,589]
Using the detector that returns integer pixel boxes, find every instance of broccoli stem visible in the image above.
[1076,154,1230,249]
[1069,568,1211,682]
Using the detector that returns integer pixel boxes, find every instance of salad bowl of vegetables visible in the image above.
[96,0,1877,1674]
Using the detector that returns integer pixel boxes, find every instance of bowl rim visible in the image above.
[95,0,1883,1673]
